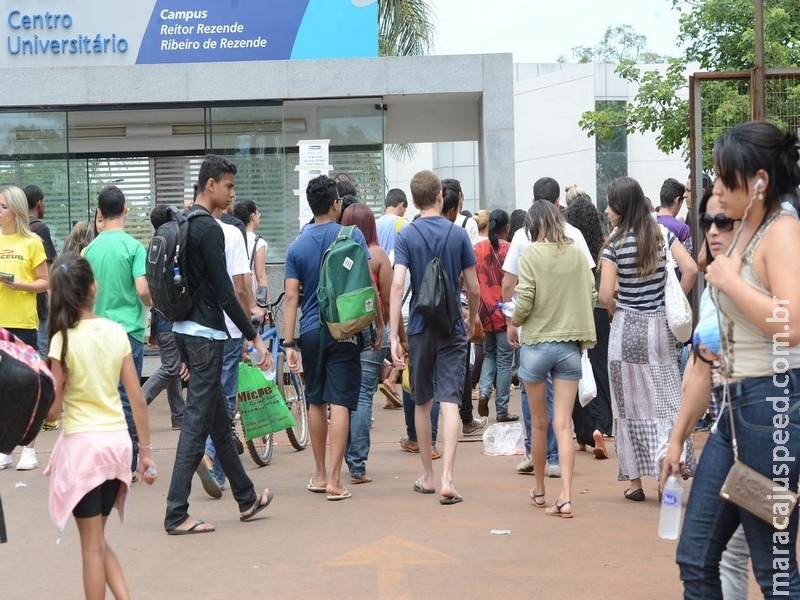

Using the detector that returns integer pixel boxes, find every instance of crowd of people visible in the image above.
[2,120,800,598]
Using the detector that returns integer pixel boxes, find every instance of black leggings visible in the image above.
[73,479,122,519]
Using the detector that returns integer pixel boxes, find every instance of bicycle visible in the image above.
[244,292,309,466]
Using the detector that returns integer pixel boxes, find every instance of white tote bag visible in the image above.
[661,226,693,343]
[578,350,596,407]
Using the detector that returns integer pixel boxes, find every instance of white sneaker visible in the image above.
[16,448,38,471]
[516,454,533,473]
[546,463,561,478]
[0,453,11,470]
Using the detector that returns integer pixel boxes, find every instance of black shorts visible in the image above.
[73,479,122,519]
[299,327,362,410]
[408,328,467,406]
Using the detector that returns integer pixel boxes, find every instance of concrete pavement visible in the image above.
[3,386,692,599]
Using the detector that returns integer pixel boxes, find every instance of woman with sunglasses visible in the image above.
[662,182,751,599]
[665,121,800,597]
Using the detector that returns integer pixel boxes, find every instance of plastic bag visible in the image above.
[482,422,525,456]
[237,363,295,440]
[578,350,596,407]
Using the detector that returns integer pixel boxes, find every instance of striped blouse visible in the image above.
[601,229,676,313]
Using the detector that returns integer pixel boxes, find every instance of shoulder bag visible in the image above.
[660,226,692,343]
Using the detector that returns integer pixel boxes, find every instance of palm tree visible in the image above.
[379,0,435,57]
[379,0,435,161]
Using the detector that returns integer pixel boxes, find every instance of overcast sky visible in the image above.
[429,0,682,63]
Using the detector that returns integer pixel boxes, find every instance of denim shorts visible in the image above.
[518,341,582,383]
[299,327,362,410]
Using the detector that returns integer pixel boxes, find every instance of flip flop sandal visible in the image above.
[240,489,274,521]
[327,488,352,501]
[167,519,215,535]
[307,478,327,493]
[439,494,463,505]
[413,481,435,494]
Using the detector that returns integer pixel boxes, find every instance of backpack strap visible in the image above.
[460,216,468,229]
[250,235,261,271]
[406,221,455,303]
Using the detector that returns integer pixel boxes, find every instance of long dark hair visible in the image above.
[47,252,95,387]
[604,177,661,278]
[565,196,605,264]
[713,121,800,224]
[487,209,509,250]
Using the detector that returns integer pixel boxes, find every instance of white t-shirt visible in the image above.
[219,219,251,338]
[503,223,595,276]
[457,214,480,246]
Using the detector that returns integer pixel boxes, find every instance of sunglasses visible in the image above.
[699,212,741,233]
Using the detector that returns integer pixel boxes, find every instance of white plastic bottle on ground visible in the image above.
[658,475,684,540]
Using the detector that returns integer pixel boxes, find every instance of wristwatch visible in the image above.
[283,340,297,349]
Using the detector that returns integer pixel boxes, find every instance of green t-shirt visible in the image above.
[82,230,147,342]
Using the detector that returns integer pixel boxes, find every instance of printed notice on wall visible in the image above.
[1,0,377,68]
[294,139,331,230]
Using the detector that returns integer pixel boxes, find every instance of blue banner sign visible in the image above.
[1,0,377,68]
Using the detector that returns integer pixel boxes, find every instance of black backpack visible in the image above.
[146,206,210,322]
[409,222,461,336]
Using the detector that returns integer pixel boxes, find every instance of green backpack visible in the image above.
[317,225,376,339]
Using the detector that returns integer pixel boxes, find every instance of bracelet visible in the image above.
[139,443,153,450]
[283,341,297,349]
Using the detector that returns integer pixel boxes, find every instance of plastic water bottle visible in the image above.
[498,296,516,318]
[172,266,184,287]
[262,364,276,381]
[246,345,262,364]
[658,475,684,539]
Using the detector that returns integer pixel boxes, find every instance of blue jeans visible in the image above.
[676,370,800,598]
[346,345,385,477]
[37,317,48,359]
[118,335,143,469]
[142,331,184,428]
[521,374,558,464]
[165,334,257,531]
[478,330,514,417]
[206,337,242,486]
[404,388,439,444]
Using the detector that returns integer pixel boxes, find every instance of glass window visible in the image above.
[0,111,69,250]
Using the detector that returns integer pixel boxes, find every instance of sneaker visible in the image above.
[462,416,489,436]
[516,454,533,473]
[16,449,38,471]
[0,453,11,470]
[546,463,561,478]
[41,420,60,432]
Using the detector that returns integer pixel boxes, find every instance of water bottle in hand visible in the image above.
[246,345,263,364]
[498,296,516,318]
[658,475,684,540]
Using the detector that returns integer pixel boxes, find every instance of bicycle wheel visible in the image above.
[246,433,273,467]
[277,351,308,450]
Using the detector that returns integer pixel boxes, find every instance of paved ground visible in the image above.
[2,384,744,599]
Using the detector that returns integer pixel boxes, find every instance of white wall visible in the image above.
[513,64,597,209]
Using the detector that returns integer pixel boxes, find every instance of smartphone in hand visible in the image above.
[0,272,14,283]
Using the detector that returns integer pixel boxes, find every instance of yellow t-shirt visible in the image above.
[47,318,130,434]
[0,232,46,329]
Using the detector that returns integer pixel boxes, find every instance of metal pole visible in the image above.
[752,0,766,120]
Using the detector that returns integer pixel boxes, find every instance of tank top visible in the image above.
[715,210,800,378]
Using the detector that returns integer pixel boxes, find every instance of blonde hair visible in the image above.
[564,184,591,206]
[62,221,96,254]
[473,209,490,234]
[0,185,33,237]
